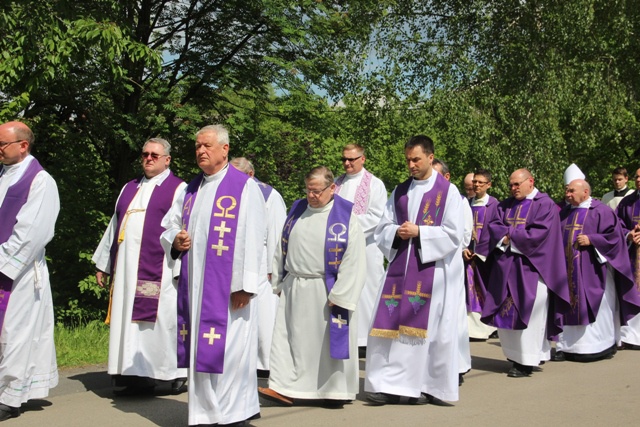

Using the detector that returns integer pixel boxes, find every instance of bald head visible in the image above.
[463,172,475,198]
[0,121,33,165]
[565,179,591,206]
[509,168,534,200]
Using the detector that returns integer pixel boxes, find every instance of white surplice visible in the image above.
[92,169,187,381]
[161,164,265,426]
[269,200,366,400]
[256,187,286,371]
[335,168,387,346]
[365,175,465,402]
[0,155,59,407]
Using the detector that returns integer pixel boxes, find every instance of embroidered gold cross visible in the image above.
[382,284,402,301]
[203,327,222,345]
[506,204,527,228]
[329,244,344,266]
[472,209,483,242]
[214,221,231,239]
[332,314,347,329]
[404,281,431,299]
[211,239,229,256]
[180,323,188,342]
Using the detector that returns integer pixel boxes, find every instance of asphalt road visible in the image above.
[8,340,640,426]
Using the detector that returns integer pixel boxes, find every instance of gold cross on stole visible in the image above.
[203,327,222,345]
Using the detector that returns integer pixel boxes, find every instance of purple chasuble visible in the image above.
[280,195,354,359]
[480,192,570,337]
[109,172,183,323]
[370,173,451,339]
[335,170,372,215]
[176,166,249,373]
[0,159,44,332]
[253,177,273,201]
[466,201,492,313]
[560,200,640,326]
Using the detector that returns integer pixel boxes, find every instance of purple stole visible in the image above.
[467,204,488,313]
[109,172,183,323]
[335,170,372,215]
[280,195,354,359]
[562,208,589,324]
[0,159,44,331]
[492,198,533,329]
[253,177,273,201]
[370,174,451,339]
[176,166,248,373]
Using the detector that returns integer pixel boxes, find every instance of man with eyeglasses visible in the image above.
[0,121,59,421]
[478,169,570,378]
[463,169,498,341]
[93,138,187,397]
[615,168,640,350]
[365,135,465,406]
[334,144,387,352]
[259,166,366,408]
[230,157,287,378]
[162,125,265,426]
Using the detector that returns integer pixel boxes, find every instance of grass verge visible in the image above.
[55,320,109,368]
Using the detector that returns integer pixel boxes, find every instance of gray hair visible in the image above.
[196,125,229,146]
[143,137,171,155]
[230,157,254,174]
[305,165,334,187]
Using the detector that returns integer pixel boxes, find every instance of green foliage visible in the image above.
[55,320,109,368]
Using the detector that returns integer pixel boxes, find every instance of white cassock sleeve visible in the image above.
[265,191,287,275]
[0,172,59,280]
[92,185,127,273]
[374,189,402,262]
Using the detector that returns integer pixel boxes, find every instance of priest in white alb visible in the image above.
[161,125,265,426]
[0,121,59,421]
[258,166,366,407]
[92,138,187,395]
[334,143,387,349]
[230,157,287,375]
[365,135,465,406]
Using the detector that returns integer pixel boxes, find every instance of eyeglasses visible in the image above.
[472,180,489,185]
[303,184,331,196]
[0,140,23,150]
[341,156,362,163]
[141,152,167,160]
[509,178,529,188]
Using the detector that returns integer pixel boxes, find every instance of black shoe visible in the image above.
[458,373,464,386]
[113,385,155,396]
[0,404,19,421]
[256,369,270,379]
[552,351,566,362]
[507,367,529,378]
[423,393,454,407]
[171,378,188,395]
[323,399,351,408]
[488,330,499,339]
[366,392,400,406]
[407,394,429,405]
[621,342,640,350]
